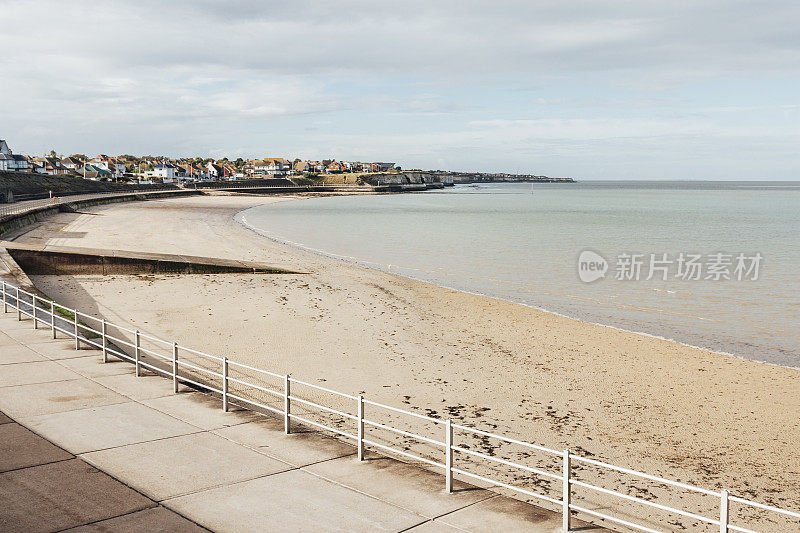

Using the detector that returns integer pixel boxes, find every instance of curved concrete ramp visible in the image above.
[0,241,299,275]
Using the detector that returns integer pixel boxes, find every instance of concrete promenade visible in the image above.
[0,310,607,532]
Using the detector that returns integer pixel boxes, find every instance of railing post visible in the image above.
[172,342,179,393]
[51,302,56,338]
[222,357,229,412]
[16,287,21,321]
[357,395,365,461]
[134,330,141,376]
[445,419,453,493]
[284,374,291,434]
[73,311,79,349]
[563,449,571,531]
[720,489,729,533]
[32,295,37,329]
[101,319,107,362]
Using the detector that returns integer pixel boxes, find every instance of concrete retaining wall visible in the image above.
[5,247,291,275]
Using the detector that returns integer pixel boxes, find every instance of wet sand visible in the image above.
[15,194,800,530]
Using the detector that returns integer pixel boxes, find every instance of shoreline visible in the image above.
[235,198,799,373]
[14,194,800,528]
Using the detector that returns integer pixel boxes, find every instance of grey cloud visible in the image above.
[1,0,798,178]
[4,0,800,78]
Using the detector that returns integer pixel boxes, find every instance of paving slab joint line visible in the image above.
[416,492,501,525]
[294,460,500,520]
[211,427,357,466]
[0,371,85,389]
[127,399,263,432]
[396,517,471,533]
[158,448,360,503]
[73,428,209,456]
[34,352,107,362]
[156,465,298,503]
[394,493,502,533]
[51,503,214,533]
[0,454,75,475]
[49,503,161,533]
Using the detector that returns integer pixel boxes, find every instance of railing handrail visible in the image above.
[0,189,190,218]
[1,279,797,533]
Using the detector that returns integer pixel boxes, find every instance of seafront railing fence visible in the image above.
[0,190,174,218]
[2,279,798,533]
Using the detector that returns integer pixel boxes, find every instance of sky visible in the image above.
[2,0,799,180]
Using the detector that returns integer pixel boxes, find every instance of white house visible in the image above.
[259,158,289,175]
[0,140,30,172]
[91,158,126,180]
[153,163,176,182]
[206,161,225,179]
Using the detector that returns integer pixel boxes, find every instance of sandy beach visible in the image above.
[14,194,800,530]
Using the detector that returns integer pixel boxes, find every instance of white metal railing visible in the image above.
[1,279,798,533]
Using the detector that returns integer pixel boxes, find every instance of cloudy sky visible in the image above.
[2,1,799,179]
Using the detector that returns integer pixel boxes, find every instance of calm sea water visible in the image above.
[239,181,800,367]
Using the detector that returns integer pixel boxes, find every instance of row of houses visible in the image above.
[1,139,396,183]
[1,140,67,175]
[149,161,239,182]
[243,158,395,177]
[0,141,127,179]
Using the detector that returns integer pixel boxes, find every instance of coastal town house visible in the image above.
[90,157,125,180]
[254,158,289,176]
[0,140,30,172]
[61,156,83,171]
[293,160,313,173]
[32,157,68,175]
[325,161,346,173]
[79,164,112,180]
[152,162,176,182]
[206,161,234,180]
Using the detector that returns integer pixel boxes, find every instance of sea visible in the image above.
[238,181,800,367]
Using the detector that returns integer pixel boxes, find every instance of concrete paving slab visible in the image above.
[304,455,492,518]
[436,494,605,532]
[63,506,210,533]
[0,331,18,346]
[21,338,99,360]
[213,417,356,466]
[22,401,199,453]
[404,520,468,532]
[81,431,292,500]
[0,316,36,332]
[0,378,128,418]
[0,324,62,345]
[0,343,49,364]
[59,355,133,378]
[164,468,426,533]
[0,422,73,472]
[0,411,12,424]
[143,391,260,430]
[0,458,155,532]
[0,359,82,387]
[94,372,178,400]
